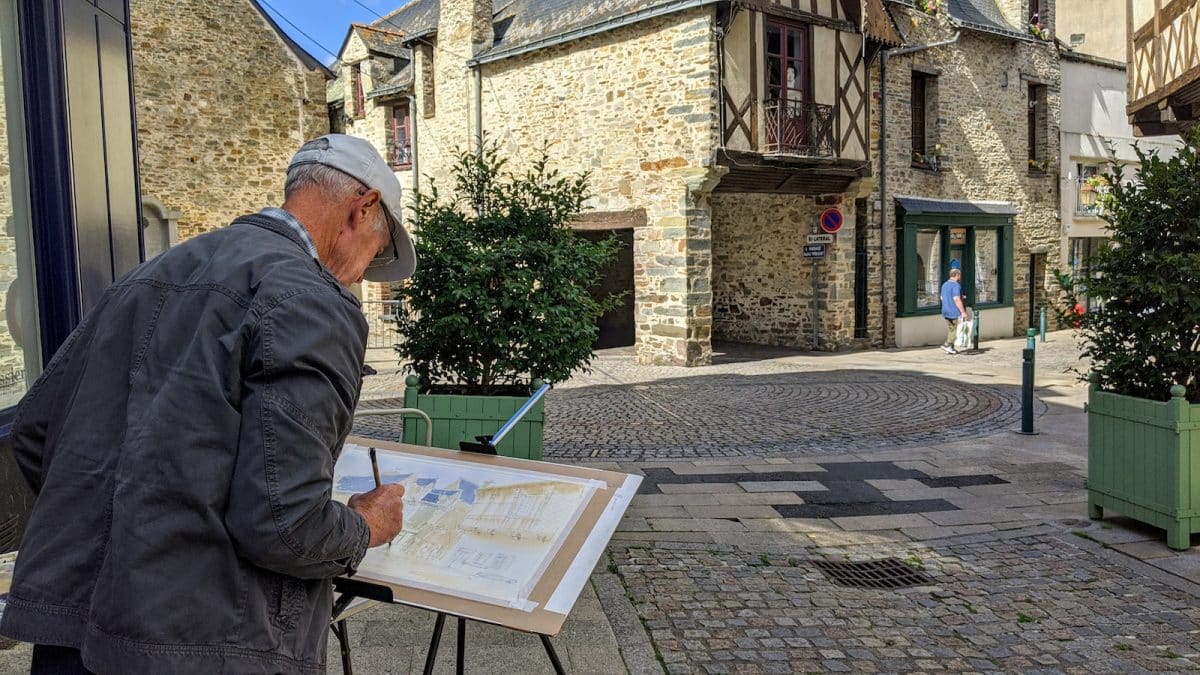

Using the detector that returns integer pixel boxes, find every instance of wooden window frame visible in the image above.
[911,72,929,157]
[765,17,812,106]
[389,104,412,170]
[351,64,365,119]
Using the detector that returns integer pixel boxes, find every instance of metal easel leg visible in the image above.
[422,613,447,675]
[540,634,566,675]
[333,620,353,675]
[455,617,466,675]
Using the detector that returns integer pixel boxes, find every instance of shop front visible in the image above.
[893,197,1016,348]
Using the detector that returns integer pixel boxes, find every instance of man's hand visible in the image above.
[348,484,405,547]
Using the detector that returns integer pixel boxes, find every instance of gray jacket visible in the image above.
[0,213,372,673]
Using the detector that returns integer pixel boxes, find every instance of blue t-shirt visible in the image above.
[941,280,962,319]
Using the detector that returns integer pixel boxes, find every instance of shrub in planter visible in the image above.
[392,145,623,457]
[1078,129,1200,549]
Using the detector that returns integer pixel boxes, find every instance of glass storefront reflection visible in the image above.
[0,1,42,409]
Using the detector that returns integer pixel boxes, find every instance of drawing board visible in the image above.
[333,438,641,636]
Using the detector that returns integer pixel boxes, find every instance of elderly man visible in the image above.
[0,135,412,674]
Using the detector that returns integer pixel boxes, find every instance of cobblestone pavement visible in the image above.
[611,528,1200,674]
[347,333,1200,673]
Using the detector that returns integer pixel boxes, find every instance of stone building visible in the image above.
[131,0,331,248]
[333,0,1071,361]
[868,0,1063,347]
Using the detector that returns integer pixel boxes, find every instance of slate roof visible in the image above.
[895,196,1018,216]
[356,24,410,58]
[371,0,717,59]
[367,64,415,99]
[945,0,1032,41]
[373,0,442,38]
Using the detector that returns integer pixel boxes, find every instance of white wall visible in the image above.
[1059,59,1180,249]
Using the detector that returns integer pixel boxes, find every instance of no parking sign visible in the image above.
[819,208,844,234]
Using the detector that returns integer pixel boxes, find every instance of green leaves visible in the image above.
[1075,128,1200,403]
[393,143,623,394]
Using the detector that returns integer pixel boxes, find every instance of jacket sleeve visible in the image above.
[225,291,371,580]
[9,325,88,495]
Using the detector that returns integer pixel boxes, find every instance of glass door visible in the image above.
[0,0,42,410]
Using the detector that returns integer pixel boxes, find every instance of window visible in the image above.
[1029,0,1045,25]
[897,208,1013,316]
[915,228,943,309]
[764,19,814,153]
[329,103,346,134]
[351,64,365,119]
[1027,84,1047,170]
[912,73,928,158]
[0,4,43,408]
[1076,162,1111,216]
[390,104,412,169]
[1069,237,1108,312]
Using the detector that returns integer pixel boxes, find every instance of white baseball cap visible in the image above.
[288,134,416,282]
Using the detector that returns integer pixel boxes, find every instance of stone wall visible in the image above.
[423,6,722,365]
[131,0,329,241]
[712,193,862,350]
[870,8,1062,342]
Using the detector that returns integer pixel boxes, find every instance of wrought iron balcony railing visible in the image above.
[764,100,836,157]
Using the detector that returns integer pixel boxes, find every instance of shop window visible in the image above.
[0,8,43,408]
[914,228,942,309]
[898,214,1013,316]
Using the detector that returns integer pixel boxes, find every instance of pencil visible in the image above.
[368,447,383,488]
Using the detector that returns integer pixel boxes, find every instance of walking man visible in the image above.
[1,135,414,674]
[941,268,969,354]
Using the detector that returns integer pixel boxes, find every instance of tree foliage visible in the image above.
[1075,128,1200,403]
[393,145,623,394]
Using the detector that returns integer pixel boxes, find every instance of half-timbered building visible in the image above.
[1127,0,1200,136]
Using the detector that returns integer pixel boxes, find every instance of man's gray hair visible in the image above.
[285,139,389,234]
[949,268,962,278]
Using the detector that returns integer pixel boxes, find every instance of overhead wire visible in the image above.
[257,0,343,62]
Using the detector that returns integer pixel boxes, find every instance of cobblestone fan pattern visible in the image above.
[543,371,1032,460]
[612,533,1200,674]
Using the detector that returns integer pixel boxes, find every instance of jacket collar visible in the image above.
[233,212,362,308]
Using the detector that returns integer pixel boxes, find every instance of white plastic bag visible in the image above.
[955,318,973,350]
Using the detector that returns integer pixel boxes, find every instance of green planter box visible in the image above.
[1087,384,1200,550]
[401,376,545,460]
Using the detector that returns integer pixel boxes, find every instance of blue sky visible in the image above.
[258,0,410,64]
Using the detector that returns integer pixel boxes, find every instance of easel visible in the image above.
[332,386,565,674]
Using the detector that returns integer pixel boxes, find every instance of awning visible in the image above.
[895,196,1017,216]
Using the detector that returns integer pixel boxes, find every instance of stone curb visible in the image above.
[590,571,663,674]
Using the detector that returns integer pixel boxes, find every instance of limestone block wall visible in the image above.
[131,0,329,241]
[712,193,861,350]
[870,8,1062,343]
[414,7,721,365]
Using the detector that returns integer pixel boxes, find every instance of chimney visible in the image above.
[439,0,494,57]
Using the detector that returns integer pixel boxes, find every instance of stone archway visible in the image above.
[141,197,180,259]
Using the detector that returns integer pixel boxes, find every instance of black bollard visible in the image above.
[1017,346,1038,435]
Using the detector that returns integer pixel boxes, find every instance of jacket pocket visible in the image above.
[272,576,305,631]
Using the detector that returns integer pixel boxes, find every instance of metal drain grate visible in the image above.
[809,558,933,589]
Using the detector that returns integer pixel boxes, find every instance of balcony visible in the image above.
[764,100,835,158]
[1128,0,1200,135]
[390,142,413,169]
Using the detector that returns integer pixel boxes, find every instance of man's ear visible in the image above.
[352,189,382,232]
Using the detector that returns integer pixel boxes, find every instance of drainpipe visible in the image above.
[407,93,419,195]
[474,65,484,158]
[878,32,959,347]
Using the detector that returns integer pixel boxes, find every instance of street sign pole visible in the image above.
[812,257,819,350]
